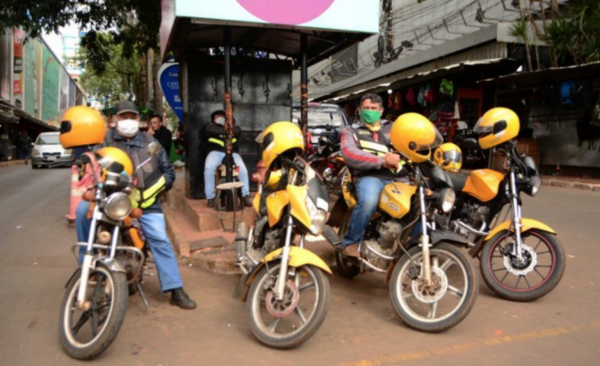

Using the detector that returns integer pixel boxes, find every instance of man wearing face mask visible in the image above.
[203,110,251,208]
[75,100,196,309]
[339,93,408,258]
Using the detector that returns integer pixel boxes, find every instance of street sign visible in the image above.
[158,62,183,123]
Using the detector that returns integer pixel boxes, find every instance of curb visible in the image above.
[542,177,600,193]
[0,160,26,168]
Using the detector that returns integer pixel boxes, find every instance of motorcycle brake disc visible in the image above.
[265,280,300,318]
[503,244,537,276]
[411,266,448,304]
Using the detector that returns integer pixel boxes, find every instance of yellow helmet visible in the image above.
[390,113,443,163]
[256,121,304,170]
[433,143,462,173]
[60,106,106,148]
[95,147,134,177]
[474,107,520,150]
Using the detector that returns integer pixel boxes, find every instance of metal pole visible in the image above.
[224,27,234,210]
[300,34,308,157]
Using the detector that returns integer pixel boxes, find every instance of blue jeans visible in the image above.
[342,176,394,246]
[204,151,250,199]
[75,201,183,292]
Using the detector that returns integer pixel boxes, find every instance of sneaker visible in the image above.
[207,199,215,208]
[343,244,360,258]
[170,288,196,310]
[243,195,253,207]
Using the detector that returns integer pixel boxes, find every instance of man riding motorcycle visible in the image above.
[339,93,409,257]
[71,101,196,309]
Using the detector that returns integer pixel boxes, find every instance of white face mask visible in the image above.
[215,117,226,126]
[116,119,140,137]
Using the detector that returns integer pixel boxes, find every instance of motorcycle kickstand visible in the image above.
[137,282,150,311]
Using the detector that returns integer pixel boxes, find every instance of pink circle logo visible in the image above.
[237,0,335,25]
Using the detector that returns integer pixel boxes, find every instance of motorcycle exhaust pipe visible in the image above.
[235,222,249,265]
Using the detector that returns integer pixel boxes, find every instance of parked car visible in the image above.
[291,102,349,145]
[31,132,74,169]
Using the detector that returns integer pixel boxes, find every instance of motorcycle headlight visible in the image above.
[525,175,542,196]
[104,192,132,221]
[306,195,328,235]
[438,188,456,213]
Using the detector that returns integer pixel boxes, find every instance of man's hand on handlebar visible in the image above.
[382,152,401,170]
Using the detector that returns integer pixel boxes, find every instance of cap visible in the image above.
[115,100,139,115]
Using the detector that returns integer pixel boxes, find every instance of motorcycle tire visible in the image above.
[389,243,478,333]
[59,263,129,360]
[246,263,330,349]
[335,211,360,279]
[480,229,565,302]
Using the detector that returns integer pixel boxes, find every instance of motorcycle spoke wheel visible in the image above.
[390,244,478,333]
[481,230,566,301]
[246,263,330,349]
[59,264,128,360]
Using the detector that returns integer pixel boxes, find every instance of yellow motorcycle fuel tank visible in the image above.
[462,169,505,202]
[378,182,417,219]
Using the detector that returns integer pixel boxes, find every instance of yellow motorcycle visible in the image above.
[324,113,478,333]
[428,108,565,301]
[233,122,331,349]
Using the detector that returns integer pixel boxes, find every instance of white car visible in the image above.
[31,132,74,169]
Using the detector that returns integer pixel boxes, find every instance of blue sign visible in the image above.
[158,63,183,123]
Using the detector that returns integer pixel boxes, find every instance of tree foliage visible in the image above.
[76,33,143,107]
[0,0,161,74]
[543,0,600,64]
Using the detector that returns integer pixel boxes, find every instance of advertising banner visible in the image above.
[175,0,379,34]
[24,38,41,118]
[0,29,12,102]
[41,44,60,124]
[12,28,26,109]
[158,62,184,122]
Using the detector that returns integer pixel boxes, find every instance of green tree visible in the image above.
[543,0,600,64]
[0,0,161,74]
[76,35,143,107]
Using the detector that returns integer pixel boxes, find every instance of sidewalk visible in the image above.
[0,159,27,168]
[541,174,600,192]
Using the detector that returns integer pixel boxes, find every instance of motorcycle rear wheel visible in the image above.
[389,243,478,332]
[480,229,565,301]
[246,262,330,349]
[59,263,128,360]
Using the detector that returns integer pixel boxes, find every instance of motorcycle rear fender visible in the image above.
[469,218,556,257]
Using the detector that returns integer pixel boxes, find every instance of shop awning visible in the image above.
[319,58,517,103]
[478,61,600,86]
[0,99,58,131]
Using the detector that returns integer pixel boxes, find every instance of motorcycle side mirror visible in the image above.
[148,142,161,157]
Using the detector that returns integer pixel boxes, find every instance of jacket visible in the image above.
[103,130,175,214]
[153,126,172,154]
[340,120,407,180]
[204,122,241,153]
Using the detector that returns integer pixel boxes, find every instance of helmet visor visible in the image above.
[442,150,462,164]
[473,117,493,134]
[413,128,443,157]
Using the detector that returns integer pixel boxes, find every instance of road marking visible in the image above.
[337,321,600,366]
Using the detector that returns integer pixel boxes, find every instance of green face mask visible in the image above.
[360,109,382,125]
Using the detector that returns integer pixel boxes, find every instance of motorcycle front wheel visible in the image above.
[480,229,565,301]
[389,243,478,333]
[246,262,330,349]
[59,263,128,360]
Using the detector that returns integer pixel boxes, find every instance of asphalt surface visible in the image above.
[0,164,599,366]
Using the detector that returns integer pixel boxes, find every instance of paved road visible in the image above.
[1,165,599,366]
